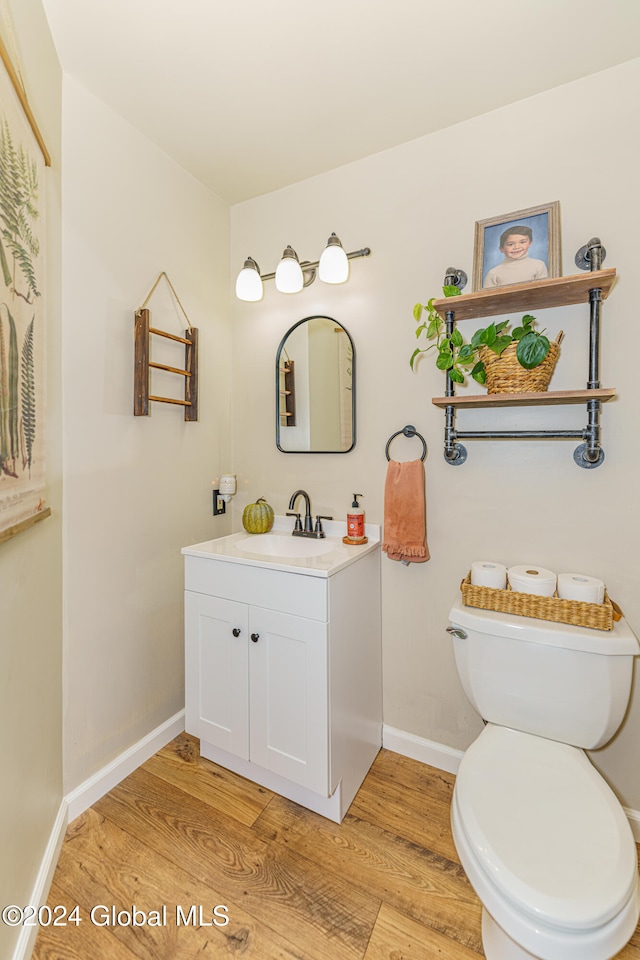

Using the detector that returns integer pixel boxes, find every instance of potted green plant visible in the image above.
[410,286,560,393]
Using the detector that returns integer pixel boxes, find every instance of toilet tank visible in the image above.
[448,599,640,749]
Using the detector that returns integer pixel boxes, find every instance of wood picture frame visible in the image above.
[472,201,561,292]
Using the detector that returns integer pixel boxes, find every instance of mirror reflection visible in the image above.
[276,316,355,453]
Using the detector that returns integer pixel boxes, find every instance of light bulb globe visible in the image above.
[235,258,263,301]
[275,246,304,293]
[319,233,349,284]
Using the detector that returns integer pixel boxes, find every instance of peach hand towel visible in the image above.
[382,459,430,563]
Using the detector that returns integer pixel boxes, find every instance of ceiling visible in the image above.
[40,0,640,205]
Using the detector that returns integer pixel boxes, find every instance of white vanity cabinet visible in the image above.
[183,526,382,823]
[185,592,329,796]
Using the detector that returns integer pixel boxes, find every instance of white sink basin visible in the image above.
[182,517,381,578]
[234,534,336,558]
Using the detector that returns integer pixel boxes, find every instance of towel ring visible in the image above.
[385,425,427,462]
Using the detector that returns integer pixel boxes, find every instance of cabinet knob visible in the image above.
[232,628,241,637]
[251,632,260,643]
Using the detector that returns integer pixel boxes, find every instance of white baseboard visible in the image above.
[382,724,463,775]
[383,724,640,843]
[65,709,185,822]
[12,711,186,960]
[11,800,68,960]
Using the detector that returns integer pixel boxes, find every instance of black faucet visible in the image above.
[287,490,333,538]
[288,489,313,534]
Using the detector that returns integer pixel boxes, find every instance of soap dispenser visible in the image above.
[345,494,367,544]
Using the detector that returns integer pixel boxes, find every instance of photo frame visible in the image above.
[472,201,561,292]
[0,37,51,543]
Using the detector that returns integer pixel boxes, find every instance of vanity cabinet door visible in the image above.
[248,607,329,796]
[185,592,249,760]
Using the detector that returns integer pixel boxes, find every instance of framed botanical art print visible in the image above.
[0,37,50,542]
[472,201,561,292]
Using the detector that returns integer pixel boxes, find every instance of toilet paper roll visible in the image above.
[507,565,557,597]
[557,573,605,604]
[470,561,507,590]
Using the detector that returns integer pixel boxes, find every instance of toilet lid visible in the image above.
[455,724,638,930]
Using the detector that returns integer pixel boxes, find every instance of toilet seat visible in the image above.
[453,724,639,959]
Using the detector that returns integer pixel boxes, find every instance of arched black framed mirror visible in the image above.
[276,316,356,453]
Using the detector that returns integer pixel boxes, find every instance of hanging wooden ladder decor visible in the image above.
[134,272,198,420]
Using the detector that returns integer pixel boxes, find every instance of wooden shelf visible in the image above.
[432,388,616,409]
[432,269,616,322]
[431,247,615,467]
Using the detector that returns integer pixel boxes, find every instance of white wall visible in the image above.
[0,3,62,958]
[230,59,640,809]
[61,77,232,793]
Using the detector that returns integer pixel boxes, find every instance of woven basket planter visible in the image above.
[479,338,561,394]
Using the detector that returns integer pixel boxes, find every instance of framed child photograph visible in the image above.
[472,201,561,292]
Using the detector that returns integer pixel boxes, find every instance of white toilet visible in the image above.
[448,598,640,960]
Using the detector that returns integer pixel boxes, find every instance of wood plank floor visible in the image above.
[33,734,640,960]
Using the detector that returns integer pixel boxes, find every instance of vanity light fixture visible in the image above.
[235,234,371,301]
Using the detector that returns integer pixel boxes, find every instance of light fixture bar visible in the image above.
[259,247,371,282]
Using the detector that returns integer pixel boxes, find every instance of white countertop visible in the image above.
[182,516,381,578]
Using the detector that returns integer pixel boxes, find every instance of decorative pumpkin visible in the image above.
[242,497,274,534]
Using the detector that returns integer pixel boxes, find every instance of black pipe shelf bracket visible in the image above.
[430,240,616,468]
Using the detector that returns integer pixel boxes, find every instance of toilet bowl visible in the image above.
[452,724,639,960]
[448,599,640,960]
